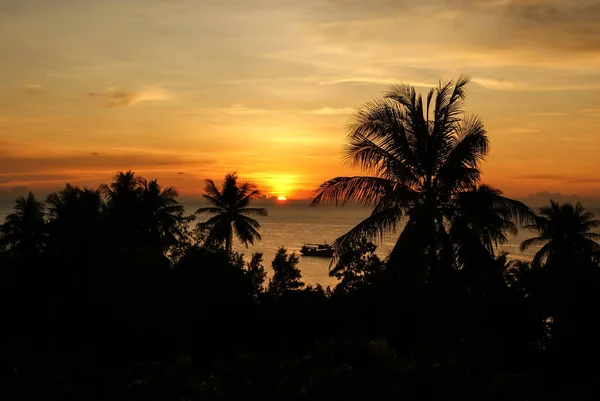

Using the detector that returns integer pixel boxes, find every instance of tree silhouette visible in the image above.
[520,201,600,266]
[141,179,186,251]
[46,184,103,236]
[521,201,600,354]
[99,170,144,220]
[46,184,104,287]
[268,247,303,296]
[451,185,532,262]
[312,76,532,273]
[503,258,535,295]
[329,238,384,295]
[196,173,267,253]
[0,192,46,260]
[245,252,267,299]
[449,185,533,293]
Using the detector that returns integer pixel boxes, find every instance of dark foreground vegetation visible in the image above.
[1,77,600,400]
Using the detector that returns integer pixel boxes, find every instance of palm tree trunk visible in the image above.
[226,224,233,254]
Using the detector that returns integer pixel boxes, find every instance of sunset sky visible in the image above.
[1,0,600,200]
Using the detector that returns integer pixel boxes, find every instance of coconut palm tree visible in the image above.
[46,184,103,258]
[47,184,104,228]
[141,179,186,249]
[521,202,600,351]
[520,201,600,266]
[99,170,149,239]
[312,76,532,273]
[196,173,267,253]
[0,192,47,260]
[450,185,532,267]
[100,170,144,212]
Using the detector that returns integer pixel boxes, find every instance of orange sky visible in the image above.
[1,0,600,200]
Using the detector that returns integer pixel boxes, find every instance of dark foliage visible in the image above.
[267,247,304,297]
[0,80,599,399]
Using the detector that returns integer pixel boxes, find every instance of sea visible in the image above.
[0,199,576,287]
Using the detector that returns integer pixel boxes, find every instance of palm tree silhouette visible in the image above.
[99,170,150,242]
[47,184,104,228]
[46,184,104,266]
[520,201,600,266]
[312,76,532,271]
[503,258,535,293]
[450,184,532,268]
[100,170,144,212]
[141,179,186,250]
[196,173,267,253]
[0,192,47,259]
[521,202,600,351]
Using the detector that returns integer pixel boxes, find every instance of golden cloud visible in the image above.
[87,87,170,107]
[23,84,43,94]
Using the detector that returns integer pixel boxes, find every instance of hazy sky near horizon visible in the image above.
[1,0,600,199]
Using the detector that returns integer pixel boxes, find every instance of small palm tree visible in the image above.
[196,173,267,253]
[0,192,46,259]
[46,184,104,259]
[47,184,103,227]
[312,76,532,272]
[503,258,534,292]
[520,201,600,266]
[141,179,186,248]
[450,185,531,267]
[99,170,144,211]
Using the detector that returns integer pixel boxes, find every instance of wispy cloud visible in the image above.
[526,112,568,116]
[222,104,272,115]
[510,174,567,181]
[318,76,435,87]
[306,107,355,115]
[23,84,43,94]
[87,87,170,107]
[472,77,517,90]
[497,127,542,135]
[0,151,216,175]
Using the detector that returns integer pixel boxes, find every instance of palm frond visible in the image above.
[533,242,553,266]
[582,233,600,242]
[332,206,403,256]
[311,176,414,207]
[233,215,261,246]
[239,207,268,217]
[236,187,260,208]
[195,207,224,215]
[434,115,488,194]
[346,100,421,180]
[520,237,547,252]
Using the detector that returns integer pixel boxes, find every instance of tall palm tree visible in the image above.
[0,192,46,259]
[520,201,600,266]
[99,170,144,211]
[99,170,147,235]
[312,76,532,272]
[196,173,267,253]
[141,179,186,249]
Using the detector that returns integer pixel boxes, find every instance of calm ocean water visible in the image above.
[1,200,577,286]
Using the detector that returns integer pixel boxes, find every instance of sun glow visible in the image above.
[277,196,287,201]
[262,173,298,199]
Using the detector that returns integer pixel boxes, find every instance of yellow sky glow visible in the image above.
[1,0,600,201]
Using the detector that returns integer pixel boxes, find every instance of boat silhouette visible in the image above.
[300,243,334,257]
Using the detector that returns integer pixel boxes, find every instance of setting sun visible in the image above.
[277,196,287,201]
